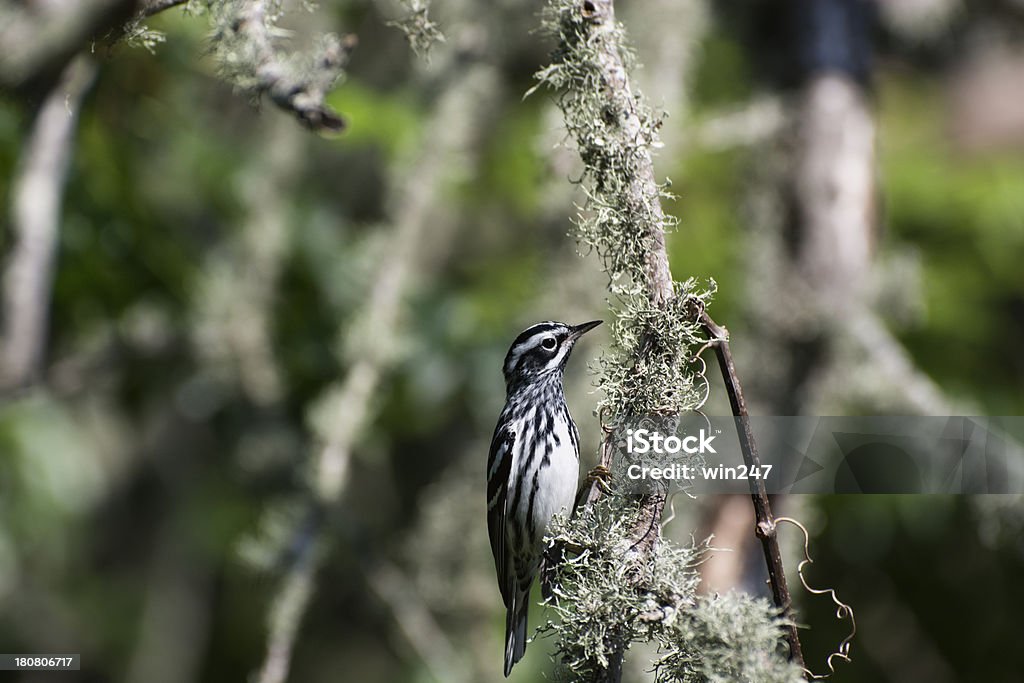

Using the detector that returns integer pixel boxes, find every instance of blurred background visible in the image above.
[1,0,1023,681]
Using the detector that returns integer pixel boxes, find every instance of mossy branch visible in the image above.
[387,0,445,59]
[541,499,805,683]
[534,0,710,431]
[209,0,355,132]
[535,1,806,680]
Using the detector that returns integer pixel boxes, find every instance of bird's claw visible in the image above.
[585,464,613,494]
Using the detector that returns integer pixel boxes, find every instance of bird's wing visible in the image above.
[487,425,515,608]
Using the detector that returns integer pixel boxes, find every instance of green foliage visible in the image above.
[666,148,745,317]
[326,81,423,157]
[478,104,546,219]
[878,74,1024,413]
[689,34,753,109]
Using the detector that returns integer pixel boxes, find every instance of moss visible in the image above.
[533,3,802,681]
[543,496,804,682]
[534,0,712,420]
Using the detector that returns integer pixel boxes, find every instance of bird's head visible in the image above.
[501,320,602,389]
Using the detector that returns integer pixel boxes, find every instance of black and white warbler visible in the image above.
[486,319,602,676]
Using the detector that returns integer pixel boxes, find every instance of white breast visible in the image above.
[518,412,579,543]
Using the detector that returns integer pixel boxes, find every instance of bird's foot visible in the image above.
[584,464,613,495]
[572,464,613,514]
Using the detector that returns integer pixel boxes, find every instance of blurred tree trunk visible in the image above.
[767,0,879,415]
[792,71,875,319]
[1,56,95,393]
[701,0,878,602]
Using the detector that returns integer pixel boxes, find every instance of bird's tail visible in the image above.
[503,591,529,677]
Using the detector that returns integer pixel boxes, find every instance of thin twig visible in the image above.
[141,0,188,17]
[216,0,355,133]
[699,308,808,675]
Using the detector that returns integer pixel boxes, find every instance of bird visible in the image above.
[486,319,602,677]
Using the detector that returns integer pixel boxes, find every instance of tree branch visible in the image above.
[0,0,137,92]
[1,56,97,393]
[539,1,696,678]
[210,0,355,133]
[567,0,674,502]
[538,2,807,679]
[699,309,807,674]
[140,0,189,17]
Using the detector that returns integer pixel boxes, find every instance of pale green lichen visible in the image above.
[534,0,713,421]
[543,497,805,683]
[204,0,351,130]
[388,0,445,60]
[534,2,803,681]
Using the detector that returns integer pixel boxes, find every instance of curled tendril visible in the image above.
[661,488,679,529]
[689,348,712,412]
[775,516,856,679]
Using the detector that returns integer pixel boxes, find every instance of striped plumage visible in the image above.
[486,320,601,676]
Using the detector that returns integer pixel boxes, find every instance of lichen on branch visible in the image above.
[533,0,712,420]
[542,502,804,683]
[388,0,445,59]
[209,0,354,132]
[532,1,806,680]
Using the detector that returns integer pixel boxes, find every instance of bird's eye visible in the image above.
[541,337,557,351]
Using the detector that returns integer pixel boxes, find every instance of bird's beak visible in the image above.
[568,320,603,341]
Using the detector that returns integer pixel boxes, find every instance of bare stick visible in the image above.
[1,56,96,392]
[699,309,807,674]
[141,0,189,17]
